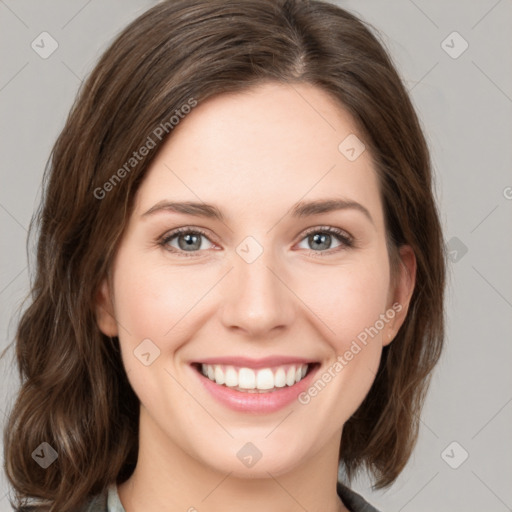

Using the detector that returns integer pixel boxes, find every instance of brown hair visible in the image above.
[2,0,446,509]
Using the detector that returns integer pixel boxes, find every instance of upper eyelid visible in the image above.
[301,225,352,238]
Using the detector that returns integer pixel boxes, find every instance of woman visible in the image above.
[2,1,446,511]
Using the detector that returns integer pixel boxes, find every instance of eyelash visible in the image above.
[158,225,355,258]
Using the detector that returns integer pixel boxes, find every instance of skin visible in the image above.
[96,81,416,512]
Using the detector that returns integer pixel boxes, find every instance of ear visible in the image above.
[94,276,119,337]
[383,244,416,346]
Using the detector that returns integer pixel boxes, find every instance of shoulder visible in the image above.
[337,481,383,512]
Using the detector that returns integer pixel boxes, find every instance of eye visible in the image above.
[296,226,354,255]
[159,227,215,257]
[158,225,354,258]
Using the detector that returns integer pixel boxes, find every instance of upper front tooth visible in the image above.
[256,369,274,390]
[225,366,238,387]
[238,368,256,389]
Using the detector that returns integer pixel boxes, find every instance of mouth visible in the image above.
[190,361,320,394]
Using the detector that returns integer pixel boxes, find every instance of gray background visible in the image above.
[1,1,511,511]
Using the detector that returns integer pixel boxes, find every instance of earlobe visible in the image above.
[384,245,416,346]
[94,277,118,337]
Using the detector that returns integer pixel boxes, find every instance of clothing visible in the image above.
[81,481,381,512]
[337,482,382,512]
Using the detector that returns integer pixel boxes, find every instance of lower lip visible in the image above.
[192,364,320,413]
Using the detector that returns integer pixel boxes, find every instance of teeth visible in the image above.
[214,366,225,385]
[199,363,310,392]
[238,367,256,389]
[274,367,286,387]
[225,366,238,387]
[256,369,274,390]
[286,366,296,386]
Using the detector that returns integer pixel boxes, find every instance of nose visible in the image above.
[220,246,296,339]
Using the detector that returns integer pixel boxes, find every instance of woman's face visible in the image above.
[96,81,415,478]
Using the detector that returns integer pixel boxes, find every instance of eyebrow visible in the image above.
[142,198,374,225]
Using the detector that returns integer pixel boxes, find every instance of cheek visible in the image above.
[111,251,213,409]
[294,258,390,349]
[111,250,214,360]
[293,261,390,420]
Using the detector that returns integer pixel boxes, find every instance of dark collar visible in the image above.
[336,481,381,512]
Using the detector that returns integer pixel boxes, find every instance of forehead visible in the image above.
[133,82,384,228]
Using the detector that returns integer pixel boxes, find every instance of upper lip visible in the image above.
[191,356,317,369]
